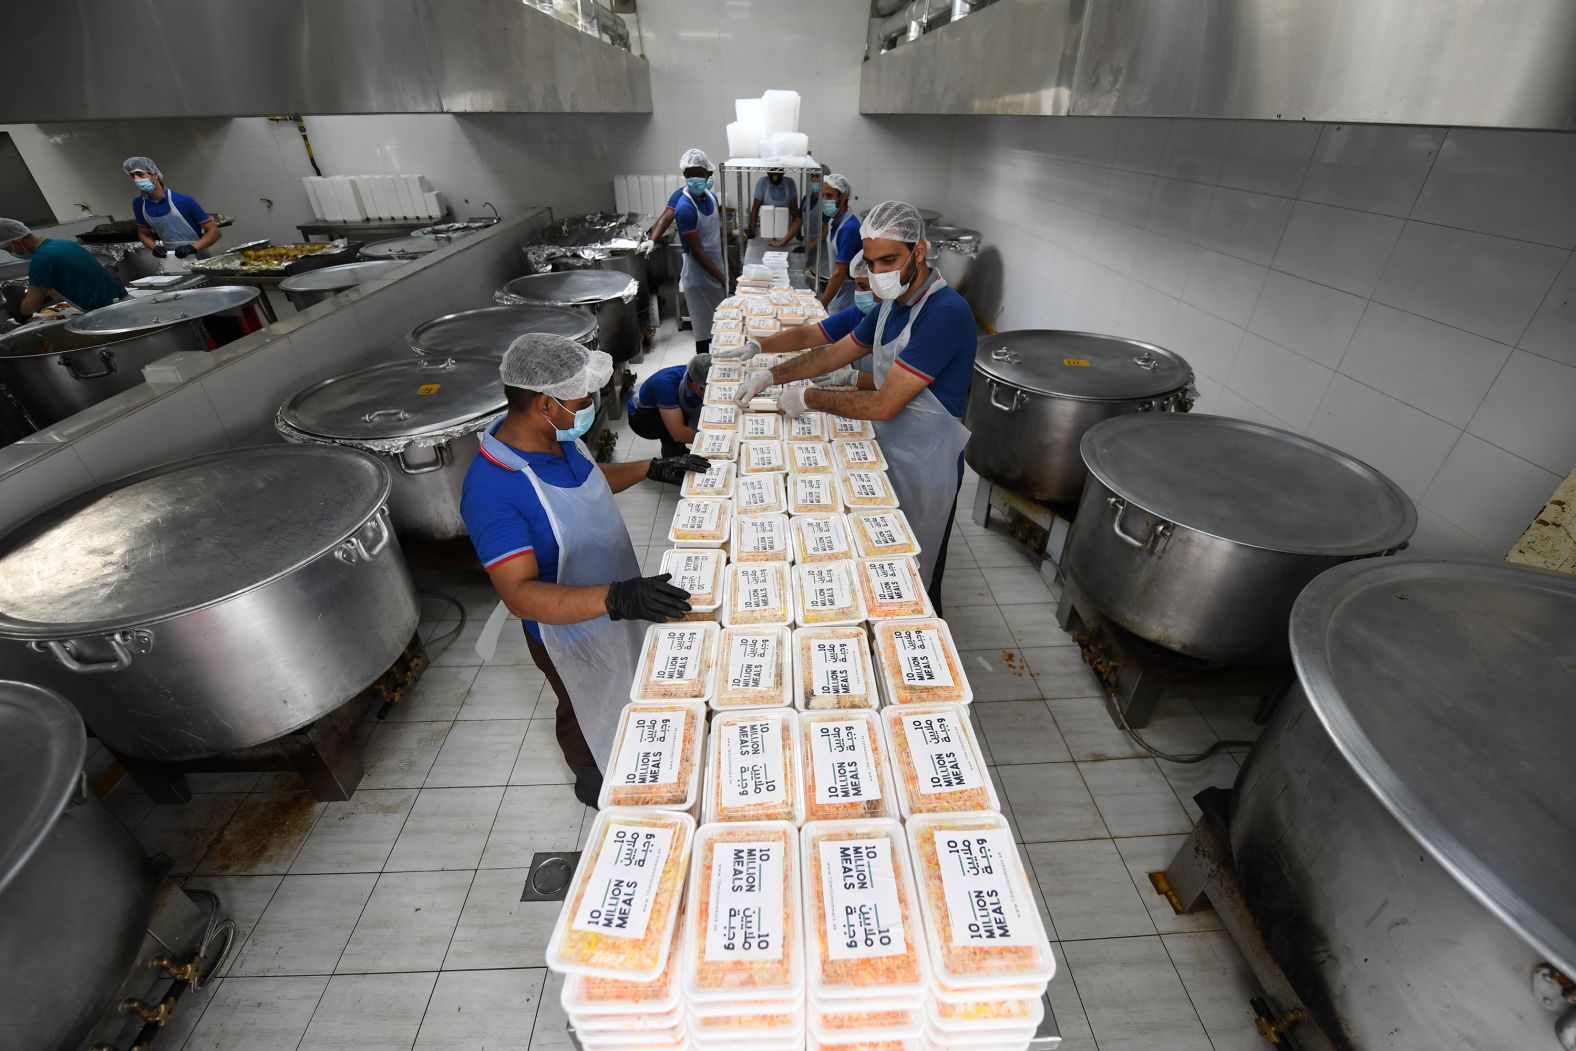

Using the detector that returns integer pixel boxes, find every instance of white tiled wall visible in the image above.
[943,116,1576,557]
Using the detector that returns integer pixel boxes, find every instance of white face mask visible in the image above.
[869,248,917,301]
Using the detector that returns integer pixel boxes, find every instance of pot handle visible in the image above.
[60,349,117,380]
[336,507,393,564]
[29,629,152,674]
[987,379,1026,414]
[395,443,453,476]
[362,408,411,423]
[1107,496,1172,550]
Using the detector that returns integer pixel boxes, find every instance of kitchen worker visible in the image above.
[461,334,710,806]
[627,354,710,458]
[817,174,861,313]
[747,169,800,243]
[779,162,827,254]
[123,156,222,260]
[673,148,728,355]
[712,252,875,382]
[0,217,127,321]
[733,202,973,611]
[642,185,686,247]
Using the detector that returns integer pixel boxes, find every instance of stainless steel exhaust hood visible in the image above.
[0,0,652,123]
[860,0,1576,131]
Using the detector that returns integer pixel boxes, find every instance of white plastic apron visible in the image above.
[678,189,725,341]
[140,191,209,259]
[821,209,857,312]
[870,273,971,587]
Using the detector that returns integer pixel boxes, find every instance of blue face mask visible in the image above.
[822,198,839,219]
[551,398,596,442]
[134,178,155,193]
[686,176,709,196]
[854,290,876,315]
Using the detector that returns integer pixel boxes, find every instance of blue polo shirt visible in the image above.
[667,187,684,209]
[850,277,976,418]
[460,421,596,641]
[27,238,126,311]
[753,175,798,207]
[674,191,716,239]
[817,305,864,345]
[629,364,702,419]
[824,210,861,268]
[132,189,210,236]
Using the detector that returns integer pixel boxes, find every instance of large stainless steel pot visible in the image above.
[496,270,640,364]
[1064,414,1415,664]
[964,330,1195,504]
[407,304,596,359]
[1232,559,1576,1050]
[0,680,157,1050]
[277,356,504,540]
[65,284,262,340]
[278,259,406,310]
[0,315,208,428]
[924,223,980,290]
[0,446,419,761]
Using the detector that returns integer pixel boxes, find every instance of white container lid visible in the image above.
[681,460,736,500]
[904,812,1057,990]
[839,469,901,510]
[722,560,796,628]
[698,404,740,432]
[560,910,686,1017]
[709,362,743,382]
[792,559,868,628]
[711,626,794,712]
[788,440,836,475]
[682,820,805,1004]
[740,438,788,475]
[848,507,920,560]
[856,557,934,622]
[735,473,789,517]
[692,428,738,462]
[799,709,895,823]
[658,547,727,615]
[832,437,887,473]
[828,416,875,441]
[630,622,721,704]
[599,701,706,813]
[871,617,972,707]
[882,704,998,819]
[704,380,740,406]
[924,990,1045,1034]
[669,498,732,547]
[792,512,855,564]
[703,707,803,824]
[810,997,925,1043]
[929,974,1049,1005]
[546,808,696,981]
[567,1004,684,1032]
[790,473,846,516]
[793,625,879,714]
[920,1019,1037,1047]
[731,512,793,564]
[741,412,784,440]
[576,1024,688,1049]
[786,412,829,441]
[815,1038,920,1051]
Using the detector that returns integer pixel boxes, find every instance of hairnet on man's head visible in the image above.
[861,201,925,245]
[122,156,160,176]
[679,148,713,173]
[0,218,30,244]
[685,353,712,387]
[823,174,851,199]
[499,333,613,401]
[849,251,869,280]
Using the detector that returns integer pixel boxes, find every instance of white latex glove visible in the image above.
[734,368,774,407]
[815,366,858,387]
[776,385,809,417]
[711,338,761,362]
[636,239,655,256]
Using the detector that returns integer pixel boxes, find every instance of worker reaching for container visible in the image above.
[733,202,974,612]
[0,217,127,321]
[626,353,710,458]
[460,334,709,807]
[748,168,800,243]
[817,173,861,312]
[673,148,728,355]
[123,156,221,260]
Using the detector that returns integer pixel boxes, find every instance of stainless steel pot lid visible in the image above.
[64,285,261,335]
[279,356,504,444]
[407,304,595,357]
[0,446,391,637]
[496,271,638,307]
[411,220,497,237]
[917,208,942,224]
[278,259,405,293]
[925,224,979,245]
[1290,558,1576,970]
[0,681,85,892]
[361,236,441,259]
[975,330,1193,402]
[1081,413,1415,556]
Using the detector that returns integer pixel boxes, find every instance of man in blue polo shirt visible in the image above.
[627,354,710,458]
[818,173,861,313]
[733,202,974,611]
[747,169,799,243]
[1,217,127,320]
[674,148,727,355]
[124,156,221,260]
[461,334,709,806]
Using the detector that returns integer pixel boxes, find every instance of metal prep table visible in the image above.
[296,215,449,243]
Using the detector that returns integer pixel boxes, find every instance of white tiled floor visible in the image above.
[103,319,1266,1050]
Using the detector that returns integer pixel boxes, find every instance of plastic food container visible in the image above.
[789,440,836,475]
[792,513,855,564]
[669,498,731,547]
[833,439,887,473]
[839,471,901,510]
[723,561,795,628]
[801,817,928,999]
[856,557,933,621]
[793,560,868,628]
[829,417,876,441]
[712,317,743,334]
[925,993,1044,1033]
[681,460,736,500]
[693,429,738,462]
[682,820,803,1005]
[704,708,803,822]
[732,512,792,564]
[745,299,776,317]
[631,622,720,703]
[786,412,830,442]
[741,439,788,475]
[713,626,793,711]
[748,317,782,337]
[712,330,745,351]
[705,381,740,406]
[881,705,996,817]
[710,362,743,383]
[561,909,686,1019]
[546,808,696,980]
[735,473,789,516]
[800,710,894,822]
[600,701,706,813]
[658,547,727,621]
[871,618,971,706]
[794,627,879,713]
[699,404,740,431]
[791,474,845,516]
[810,999,925,1044]
[741,412,783,440]
[849,508,920,559]
[904,812,1056,989]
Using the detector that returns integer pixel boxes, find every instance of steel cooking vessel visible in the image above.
[1232,559,1576,1050]
[0,681,156,1051]
[65,284,262,337]
[0,446,419,761]
[964,330,1195,504]
[406,304,596,360]
[1064,414,1414,664]
[923,223,981,290]
[277,356,505,540]
[278,259,406,310]
[496,270,640,364]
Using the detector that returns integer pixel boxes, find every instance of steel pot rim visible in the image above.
[0,318,189,362]
[972,329,1195,403]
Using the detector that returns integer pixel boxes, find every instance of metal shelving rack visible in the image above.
[716,157,822,293]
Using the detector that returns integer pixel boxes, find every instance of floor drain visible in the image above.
[522,851,581,901]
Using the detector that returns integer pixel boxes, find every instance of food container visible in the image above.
[712,318,743,334]
[698,404,740,431]
[904,812,1055,990]
[600,701,706,814]
[705,381,740,406]
[683,821,804,1003]
[723,562,795,628]
[741,439,788,474]
[732,513,793,564]
[745,299,775,317]
[801,710,895,821]
[849,508,921,560]
[778,305,809,325]
[715,304,745,319]
[704,709,803,822]
[924,993,1044,1035]
[801,817,928,998]
[631,622,721,704]
[787,413,830,441]
[658,548,727,620]
[546,808,696,981]
[712,627,794,711]
[872,618,971,706]
[882,706,996,817]
[712,330,745,351]
[742,413,783,440]
[748,318,782,338]
[791,474,845,516]
[560,915,686,1020]
[710,363,743,383]
[693,429,738,461]
[833,439,887,473]
[669,498,731,547]
[789,440,836,475]
[793,560,868,628]
[815,1037,919,1051]
[810,999,926,1043]
[792,513,855,564]
[794,627,879,713]
[840,470,901,510]
[736,474,789,517]
[856,558,934,621]
[579,1024,689,1049]
[681,461,736,500]
[830,417,876,441]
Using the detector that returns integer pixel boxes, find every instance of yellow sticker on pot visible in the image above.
[417,383,441,395]
[1062,358,1090,367]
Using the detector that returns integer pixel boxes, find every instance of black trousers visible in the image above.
[628,405,691,458]
[927,484,962,617]
[524,628,595,769]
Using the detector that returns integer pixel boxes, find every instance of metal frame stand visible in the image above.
[969,479,1075,589]
[717,158,823,292]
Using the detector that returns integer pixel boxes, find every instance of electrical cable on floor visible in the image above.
[182,888,236,991]
[1108,696,1257,765]
[417,591,467,661]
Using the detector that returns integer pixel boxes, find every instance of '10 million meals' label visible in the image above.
[809,637,866,699]
[705,839,787,962]
[572,822,675,940]
[738,476,777,510]
[743,415,777,437]
[810,718,880,804]
[726,633,780,694]
[841,440,880,467]
[847,472,886,501]
[735,565,783,614]
[738,516,784,554]
[698,431,732,455]
[866,559,918,607]
[818,837,906,960]
[792,443,830,470]
[802,563,852,613]
[901,712,983,795]
[675,501,721,535]
[745,442,783,470]
[720,717,787,808]
[611,710,686,788]
[789,415,822,438]
[933,827,1037,948]
[863,513,905,550]
[667,551,717,596]
[802,517,847,556]
[890,626,955,688]
[795,475,834,508]
[651,628,703,684]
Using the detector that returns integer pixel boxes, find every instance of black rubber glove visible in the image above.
[174,244,195,259]
[646,454,712,485]
[150,245,168,258]
[606,573,692,622]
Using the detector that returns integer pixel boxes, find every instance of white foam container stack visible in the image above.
[762,90,801,136]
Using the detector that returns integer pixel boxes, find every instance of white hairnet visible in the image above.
[824,173,851,199]
[685,353,711,386]
[0,218,30,243]
[122,155,160,176]
[861,200,925,244]
[679,148,713,173]
[500,334,614,400]
[849,250,869,280]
